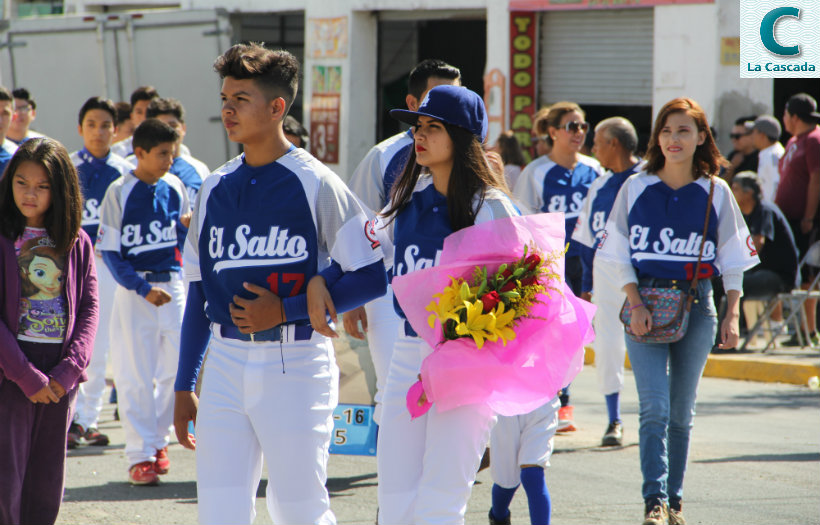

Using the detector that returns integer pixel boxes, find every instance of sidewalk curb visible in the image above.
[583,347,820,386]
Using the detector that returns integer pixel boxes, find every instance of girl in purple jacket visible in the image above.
[0,138,99,525]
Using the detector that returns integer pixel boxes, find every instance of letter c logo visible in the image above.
[760,7,800,56]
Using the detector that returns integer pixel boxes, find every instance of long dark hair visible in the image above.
[0,138,83,254]
[382,122,508,232]
[644,97,727,178]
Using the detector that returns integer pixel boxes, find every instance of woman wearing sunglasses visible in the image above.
[513,101,604,432]
[596,98,758,525]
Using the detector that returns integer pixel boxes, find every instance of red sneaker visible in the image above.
[154,447,170,475]
[67,423,83,450]
[557,405,577,433]
[128,461,159,485]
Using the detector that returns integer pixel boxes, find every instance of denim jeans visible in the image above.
[626,279,718,505]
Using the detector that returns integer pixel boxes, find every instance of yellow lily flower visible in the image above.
[490,302,517,345]
[426,278,464,327]
[455,299,496,349]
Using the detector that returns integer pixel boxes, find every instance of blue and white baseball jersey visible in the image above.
[0,138,18,176]
[170,153,209,203]
[513,154,603,258]
[96,172,190,273]
[348,131,413,213]
[183,147,382,328]
[596,174,758,282]
[372,175,520,323]
[572,161,643,252]
[71,148,134,244]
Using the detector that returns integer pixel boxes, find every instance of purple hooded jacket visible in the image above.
[0,229,99,397]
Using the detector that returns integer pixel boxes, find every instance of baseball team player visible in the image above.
[368,85,520,524]
[96,118,190,485]
[345,58,461,424]
[0,87,19,175]
[571,116,643,447]
[513,101,604,433]
[172,44,386,525]
[68,96,134,449]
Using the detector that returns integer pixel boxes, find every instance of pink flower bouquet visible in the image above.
[391,213,596,418]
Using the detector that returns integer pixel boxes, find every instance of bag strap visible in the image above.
[687,177,716,309]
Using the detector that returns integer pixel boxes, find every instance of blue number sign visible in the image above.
[329,403,378,456]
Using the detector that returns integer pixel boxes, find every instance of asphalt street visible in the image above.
[57,359,820,525]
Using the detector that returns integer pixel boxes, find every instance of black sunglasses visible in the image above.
[729,132,750,140]
[561,121,590,134]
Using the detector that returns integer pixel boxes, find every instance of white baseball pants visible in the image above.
[109,273,184,466]
[363,286,402,424]
[592,259,628,396]
[377,334,496,525]
[74,257,116,429]
[195,330,338,525]
[490,396,559,488]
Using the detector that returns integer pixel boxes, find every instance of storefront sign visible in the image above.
[509,11,537,162]
[310,65,342,164]
[509,0,712,9]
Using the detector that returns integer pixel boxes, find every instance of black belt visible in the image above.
[220,324,313,342]
[141,271,172,283]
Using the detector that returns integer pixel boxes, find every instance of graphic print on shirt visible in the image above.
[198,163,319,327]
[530,157,601,258]
[626,181,719,280]
[97,174,188,273]
[16,234,67,342]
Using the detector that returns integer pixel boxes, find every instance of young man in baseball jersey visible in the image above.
[67,96,134,449]
[173,44,386,525]
[345,59,460,425]
[97,118,190,485]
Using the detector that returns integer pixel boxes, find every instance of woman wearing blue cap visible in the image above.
[309,85,518,523]
[377,84,520,525]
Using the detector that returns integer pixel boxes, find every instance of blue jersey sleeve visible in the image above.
[174,281,212,392]
[282,260,387,322]
[318,260,345,289]
[101,250,152,297]
[579,244,595,294]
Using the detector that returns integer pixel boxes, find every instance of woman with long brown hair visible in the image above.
[597,98,758,525]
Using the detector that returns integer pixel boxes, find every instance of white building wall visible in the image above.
[654,1,772,152]
[653,4,719,122]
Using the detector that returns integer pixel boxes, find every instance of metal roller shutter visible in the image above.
[539,8,654,106]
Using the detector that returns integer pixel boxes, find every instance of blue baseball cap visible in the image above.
[390,85,488,142]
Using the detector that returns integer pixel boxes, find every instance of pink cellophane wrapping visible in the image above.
[391,213,596,417]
